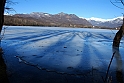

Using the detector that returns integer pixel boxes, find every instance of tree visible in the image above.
[0,0,6,34]
[113,17,124,47]
[110,0,124,47]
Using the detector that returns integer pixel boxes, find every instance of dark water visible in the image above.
[0,26,124,83]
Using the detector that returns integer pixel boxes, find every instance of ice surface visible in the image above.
[1,26,124,82]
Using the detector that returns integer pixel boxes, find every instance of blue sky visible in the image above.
[6,0,124,19]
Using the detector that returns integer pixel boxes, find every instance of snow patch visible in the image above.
[81,16,123,22]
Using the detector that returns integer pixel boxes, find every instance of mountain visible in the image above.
[7,12,92,28]
[5,12,122,28]
[85,17,123,28]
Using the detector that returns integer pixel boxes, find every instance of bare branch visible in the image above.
[6,0,18,5]
[110,0,124,9]
[104,52,116,83]
[5,0,17,14]
[120,0,124,6]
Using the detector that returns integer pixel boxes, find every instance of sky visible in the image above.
[5,0,124,19]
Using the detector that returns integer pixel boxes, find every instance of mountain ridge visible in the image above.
[9,12,92,28]
[4,12,123,28]
[83,16,123,22]
[83,17,123,28]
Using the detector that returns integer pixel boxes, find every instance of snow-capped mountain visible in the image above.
[84,17,123,28]
[5,12,123,28]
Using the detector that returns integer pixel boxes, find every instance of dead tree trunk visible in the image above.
[113,16,124,47]
[0,0,6,34]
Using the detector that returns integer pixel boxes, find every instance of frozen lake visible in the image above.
[1,26,124,83]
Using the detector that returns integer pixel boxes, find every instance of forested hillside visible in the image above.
[4,12,92,28]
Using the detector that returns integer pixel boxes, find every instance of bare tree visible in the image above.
[0,0,6,34]
[113,17,124,47]
[111,0,124,47]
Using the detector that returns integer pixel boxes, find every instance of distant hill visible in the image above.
[4,12,92,28]
[85,17,123,28]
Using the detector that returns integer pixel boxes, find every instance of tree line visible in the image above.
[3,15,92,28]
[4,15,51,26]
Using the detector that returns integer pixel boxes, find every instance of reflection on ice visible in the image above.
[112,47,123,83]
[113,47,123,71]
[0,48,9,83]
